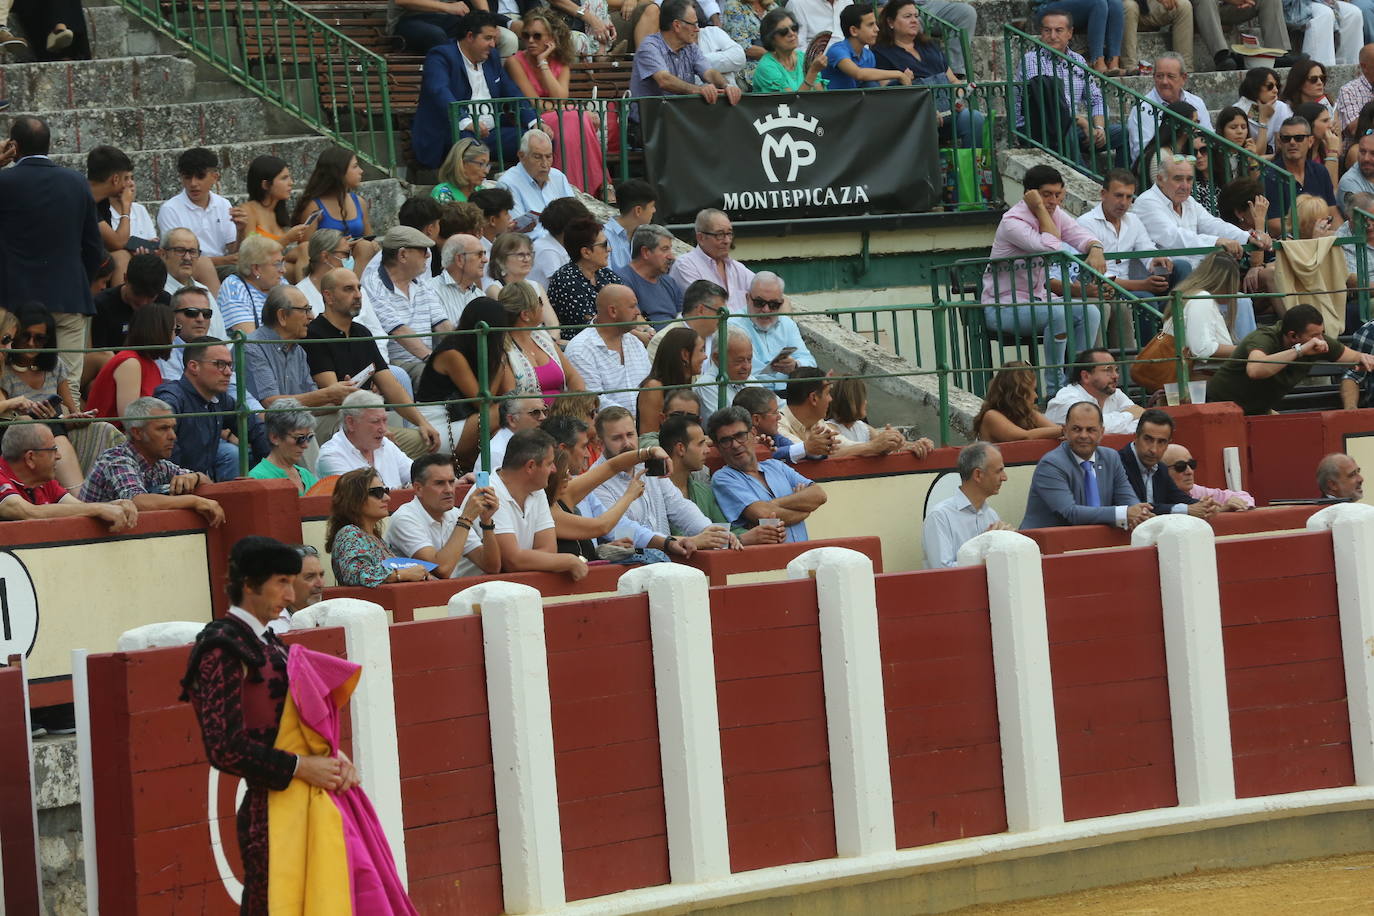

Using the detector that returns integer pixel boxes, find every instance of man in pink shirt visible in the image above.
[1162,443,1254,510]
[668,208,756,314]
[981,164,1107,391]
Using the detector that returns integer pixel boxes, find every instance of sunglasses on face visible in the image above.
[751,297,784,310]
[1169,459,1198,472]
[193,358,234,372]
[291,433,315,446]
[0,334,12,346]
[295,544,320,558]
[367,485,391,500]
[1279,133,1311,142]
[773,23,797,35]
[1307,73,1325,83]
[176,307,215,319]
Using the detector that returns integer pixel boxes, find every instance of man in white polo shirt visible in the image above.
[385,453,501,578]
[466,428,588,579]
[155,148,238,268]
[316,390,415,487]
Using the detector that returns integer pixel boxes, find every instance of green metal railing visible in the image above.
[116,0,397,173]
[1002,25,1300,237]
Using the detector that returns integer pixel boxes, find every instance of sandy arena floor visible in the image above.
[952,851,1374,914]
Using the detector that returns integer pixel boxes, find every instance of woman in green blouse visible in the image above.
[751,7,826,93]
[430,137,492,204]
[248,398,320,495]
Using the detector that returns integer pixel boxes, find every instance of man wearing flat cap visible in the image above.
[359,224,455,384]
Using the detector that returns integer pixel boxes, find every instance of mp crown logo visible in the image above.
[752,104,822,183]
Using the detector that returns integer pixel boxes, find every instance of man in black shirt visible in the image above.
[91,253,169,349]
[302,267,438,453]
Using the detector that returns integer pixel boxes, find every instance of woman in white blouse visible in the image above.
[484,232,559,331]
[1235,67,1291,154]
[1167,251,1244,363]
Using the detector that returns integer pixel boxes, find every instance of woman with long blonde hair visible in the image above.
[972,361,1062,441]
[1164,250,1243,361]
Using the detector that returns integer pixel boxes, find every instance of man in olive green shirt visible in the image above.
[660,414,784,544]
[1206,304,1374,414]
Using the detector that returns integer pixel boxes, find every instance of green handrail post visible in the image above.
[231,330,251,476]
[1356,207,1373,323]
[715,308,730,412]
[477,321,492,473]
[932,305,951,446]
[1170,289,1190,400]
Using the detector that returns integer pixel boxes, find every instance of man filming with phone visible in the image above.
[591,405,740,558]
[732,272,815,388]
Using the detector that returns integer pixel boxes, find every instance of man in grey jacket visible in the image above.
[1021,401,1152,530]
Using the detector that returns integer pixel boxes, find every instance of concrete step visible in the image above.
[998,147,1102,218]
[84,5,130,60]
[0,55,197,110]
[0,99,268,154]
[48,135,337,203]
[972,32,1171,80]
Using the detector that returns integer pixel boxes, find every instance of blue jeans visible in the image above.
[393,12,462,53]
[983,300,1103,390]
[213,439,241,482]
[1036,0,1125,60]
[953,108,987,148]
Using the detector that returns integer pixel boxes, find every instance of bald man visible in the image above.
[302,267,440,451]
[1317,452,1365,501]
[565,284,652,416]
[435,232,488,325]
[1162,443,1254,511]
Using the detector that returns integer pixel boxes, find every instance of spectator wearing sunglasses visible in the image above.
[157,287,253,404]
[1264,115,1339,236]
[326,468,430,587]
[154,336,269,482]
[731,272,813,387]
[748,8,826,93]
[476,396,550,474]
[1161,443,1254,510]
[248,399,319,495]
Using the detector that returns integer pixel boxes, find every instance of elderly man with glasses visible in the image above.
[0,423,139,528]
[244,286,359,410]
[496,131,576,242]
[668,208,755,314]
[631,0,741,121]
[1264,115,1340,236]
[475,396,551,473]
[434,233,489,325]
[730,271,814,387]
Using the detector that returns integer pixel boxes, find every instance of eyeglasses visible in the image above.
[714,430,753,448]
[674,17,700,27]
[524,151,554,163]
[666,409,699,419]
[1307,73,1325,83]
[772,23,797,35]
[367,485,391,500]
[1279,133,1311,142]
[1169,458,1198,472]
[26,446,59,455]
[20,333,49,344]
[175,307,215,319]
[700,230,734,239]
[166,246,202,258]
[460,249,486,258]
[521,407,550,418]
[590,239,610,249]
[295,544,319,558]
[291,433,315,446]
[525,30,546,39]
[751,297,785,310]
[193,358,234,372]
[0,334,11,346]
[1167,154,1197,163]
[1262,81,1278,90]
[330,249,352,260]
[509,251,533,260]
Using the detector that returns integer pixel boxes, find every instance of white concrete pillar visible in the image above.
[957,531,1064,831]
[787,547,895,857]
[617,565,730,882]
[1131,515,1236,806]
[450,582,565,913]
[1308,504,1374,784]
[291,598,407,883]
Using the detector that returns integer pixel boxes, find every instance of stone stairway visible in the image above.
[0,3,408,234]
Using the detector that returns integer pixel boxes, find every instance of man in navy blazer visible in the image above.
[1118,408,1220,518]
[0,117,104,381]
[1021,401,1152,530]
[411,11,537,170]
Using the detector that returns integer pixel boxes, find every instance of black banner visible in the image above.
[640,88,941,222]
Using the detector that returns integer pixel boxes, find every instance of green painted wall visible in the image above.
[752,247,992,296]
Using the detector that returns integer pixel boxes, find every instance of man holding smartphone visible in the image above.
[732,272,815,388]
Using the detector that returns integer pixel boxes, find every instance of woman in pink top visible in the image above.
[981,164,1107,389]
[504,11,612,196]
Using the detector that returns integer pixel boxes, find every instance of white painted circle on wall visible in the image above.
[923,471,960,520]
[207,767,245,905]
[0,550,39,659]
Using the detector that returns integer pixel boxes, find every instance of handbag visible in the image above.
[1130,330,1189,393]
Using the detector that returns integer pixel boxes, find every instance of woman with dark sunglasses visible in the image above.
[751,7,826,92]
[248,398,319,495]
[325,468,432,586]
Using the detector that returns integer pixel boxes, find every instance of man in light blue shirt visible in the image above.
[731,271,815,388]
[496,131,575,242]
[922,441,1011,569]
[708,406,827,543]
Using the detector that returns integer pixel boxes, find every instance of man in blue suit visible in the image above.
[1118,408,1219,518]
[0,116,104,381]
[411,11,537,170]
[1021,401,1152,530]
